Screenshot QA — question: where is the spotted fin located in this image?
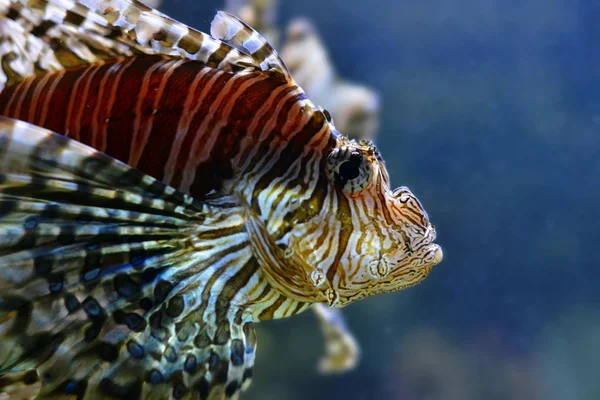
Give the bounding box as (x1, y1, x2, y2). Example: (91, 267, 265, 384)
(0, 117, 257, 399)
(0, 0, 278, 89)
(0, 370, 39, 399)
(312, 304, 360, 374)
(210, 11, 291, 80)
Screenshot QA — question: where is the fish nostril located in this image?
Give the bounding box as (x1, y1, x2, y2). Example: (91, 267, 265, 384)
(392, 186, 408, 198)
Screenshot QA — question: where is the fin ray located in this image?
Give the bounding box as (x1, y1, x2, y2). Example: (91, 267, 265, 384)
(0, 117, 257, 399)
(312, 304, 360, 374)
(211, 11, 291, 79)
(0, 0, 280, 89)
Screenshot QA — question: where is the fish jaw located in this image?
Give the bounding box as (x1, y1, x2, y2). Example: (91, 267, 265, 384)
(331, 186, 443, 306)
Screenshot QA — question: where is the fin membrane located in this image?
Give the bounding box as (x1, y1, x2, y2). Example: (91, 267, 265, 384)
(0, 370, 39, 399)
(0, 117, 256, 399)
(210, 11, 290, 79)
(0, 0, 282, 88)
(312, 304, 360, 374)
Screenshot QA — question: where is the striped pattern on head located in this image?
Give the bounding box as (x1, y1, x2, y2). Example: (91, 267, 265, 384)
(236, 127, 444, 307)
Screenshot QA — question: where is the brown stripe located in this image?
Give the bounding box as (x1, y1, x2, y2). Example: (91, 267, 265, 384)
(89, 61, 122, 150)
(186, 73, 267, 193)
(206, 42, 233, 68)
(161, 65, 219, 186)
(130, 59, 188, 175)
(216, 74, 283, 162)
(214, 258, 259, 321)
(44, 65, 90, 134)
(178, 31, 203, 54)
(179, 72, 251, 191)
(64, 9, 85, 26)
(64, 64, 95, 140)
(258, 295, 286, 320)
(325, 191, 352, 283)
(250, 106, 324, 212)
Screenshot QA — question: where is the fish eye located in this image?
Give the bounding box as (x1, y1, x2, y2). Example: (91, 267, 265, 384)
(326, 148, 373, 194)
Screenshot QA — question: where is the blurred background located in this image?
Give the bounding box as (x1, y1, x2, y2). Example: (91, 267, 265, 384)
(160, 0, 598, 399)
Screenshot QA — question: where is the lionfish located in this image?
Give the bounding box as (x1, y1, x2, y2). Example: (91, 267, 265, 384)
(0, 0, 443, 399)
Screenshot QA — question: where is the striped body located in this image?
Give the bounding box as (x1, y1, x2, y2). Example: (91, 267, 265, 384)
(0, 55, 326, 199)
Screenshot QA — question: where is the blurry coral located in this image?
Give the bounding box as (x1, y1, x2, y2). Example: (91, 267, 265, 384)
(389, 327, 540, 400)
(532, 308, 600, 400)
(225, 0, 279, 45)
(280, 18, 379, 141)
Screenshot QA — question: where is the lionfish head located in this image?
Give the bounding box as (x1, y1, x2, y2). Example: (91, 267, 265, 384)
(269, 134, 444, 307)
(319, 136, 443, 305)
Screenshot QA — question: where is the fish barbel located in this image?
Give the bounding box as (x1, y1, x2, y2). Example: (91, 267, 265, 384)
(0, 0, 443, 398)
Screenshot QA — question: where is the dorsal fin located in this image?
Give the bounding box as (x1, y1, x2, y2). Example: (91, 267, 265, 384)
(211, 10, 291, 80)
(0, 0, 282, 88)
(75, 0, 258, 69)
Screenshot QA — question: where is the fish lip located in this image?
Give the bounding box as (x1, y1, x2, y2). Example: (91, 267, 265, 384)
(429, 243, 443, 266)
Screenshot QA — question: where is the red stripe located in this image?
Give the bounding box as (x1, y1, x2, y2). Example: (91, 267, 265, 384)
(102, 56, 168, 164)
(45, 65, 90, 134)
(127, 59, 171, 167)
(168, 70, 231, 191)
(38, 71, 65, 127)
(74, 63, 114, 146)
(12, 77, 35, 121)
(96, 58, 136, 153)
(28, 73, 52, 125)
(136, 61, 207, 183)
(187, 74, 277, 195)
(180, 72, 263, 192)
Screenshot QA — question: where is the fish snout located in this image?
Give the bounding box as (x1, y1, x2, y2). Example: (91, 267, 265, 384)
(429, 244, 443, 266)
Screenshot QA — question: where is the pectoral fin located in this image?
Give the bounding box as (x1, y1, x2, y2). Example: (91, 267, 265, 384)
(312, 304, 360, 374)
(0, 117, 257, 399)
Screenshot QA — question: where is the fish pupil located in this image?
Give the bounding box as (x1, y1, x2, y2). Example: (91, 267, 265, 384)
(338, 154, 362, 182)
